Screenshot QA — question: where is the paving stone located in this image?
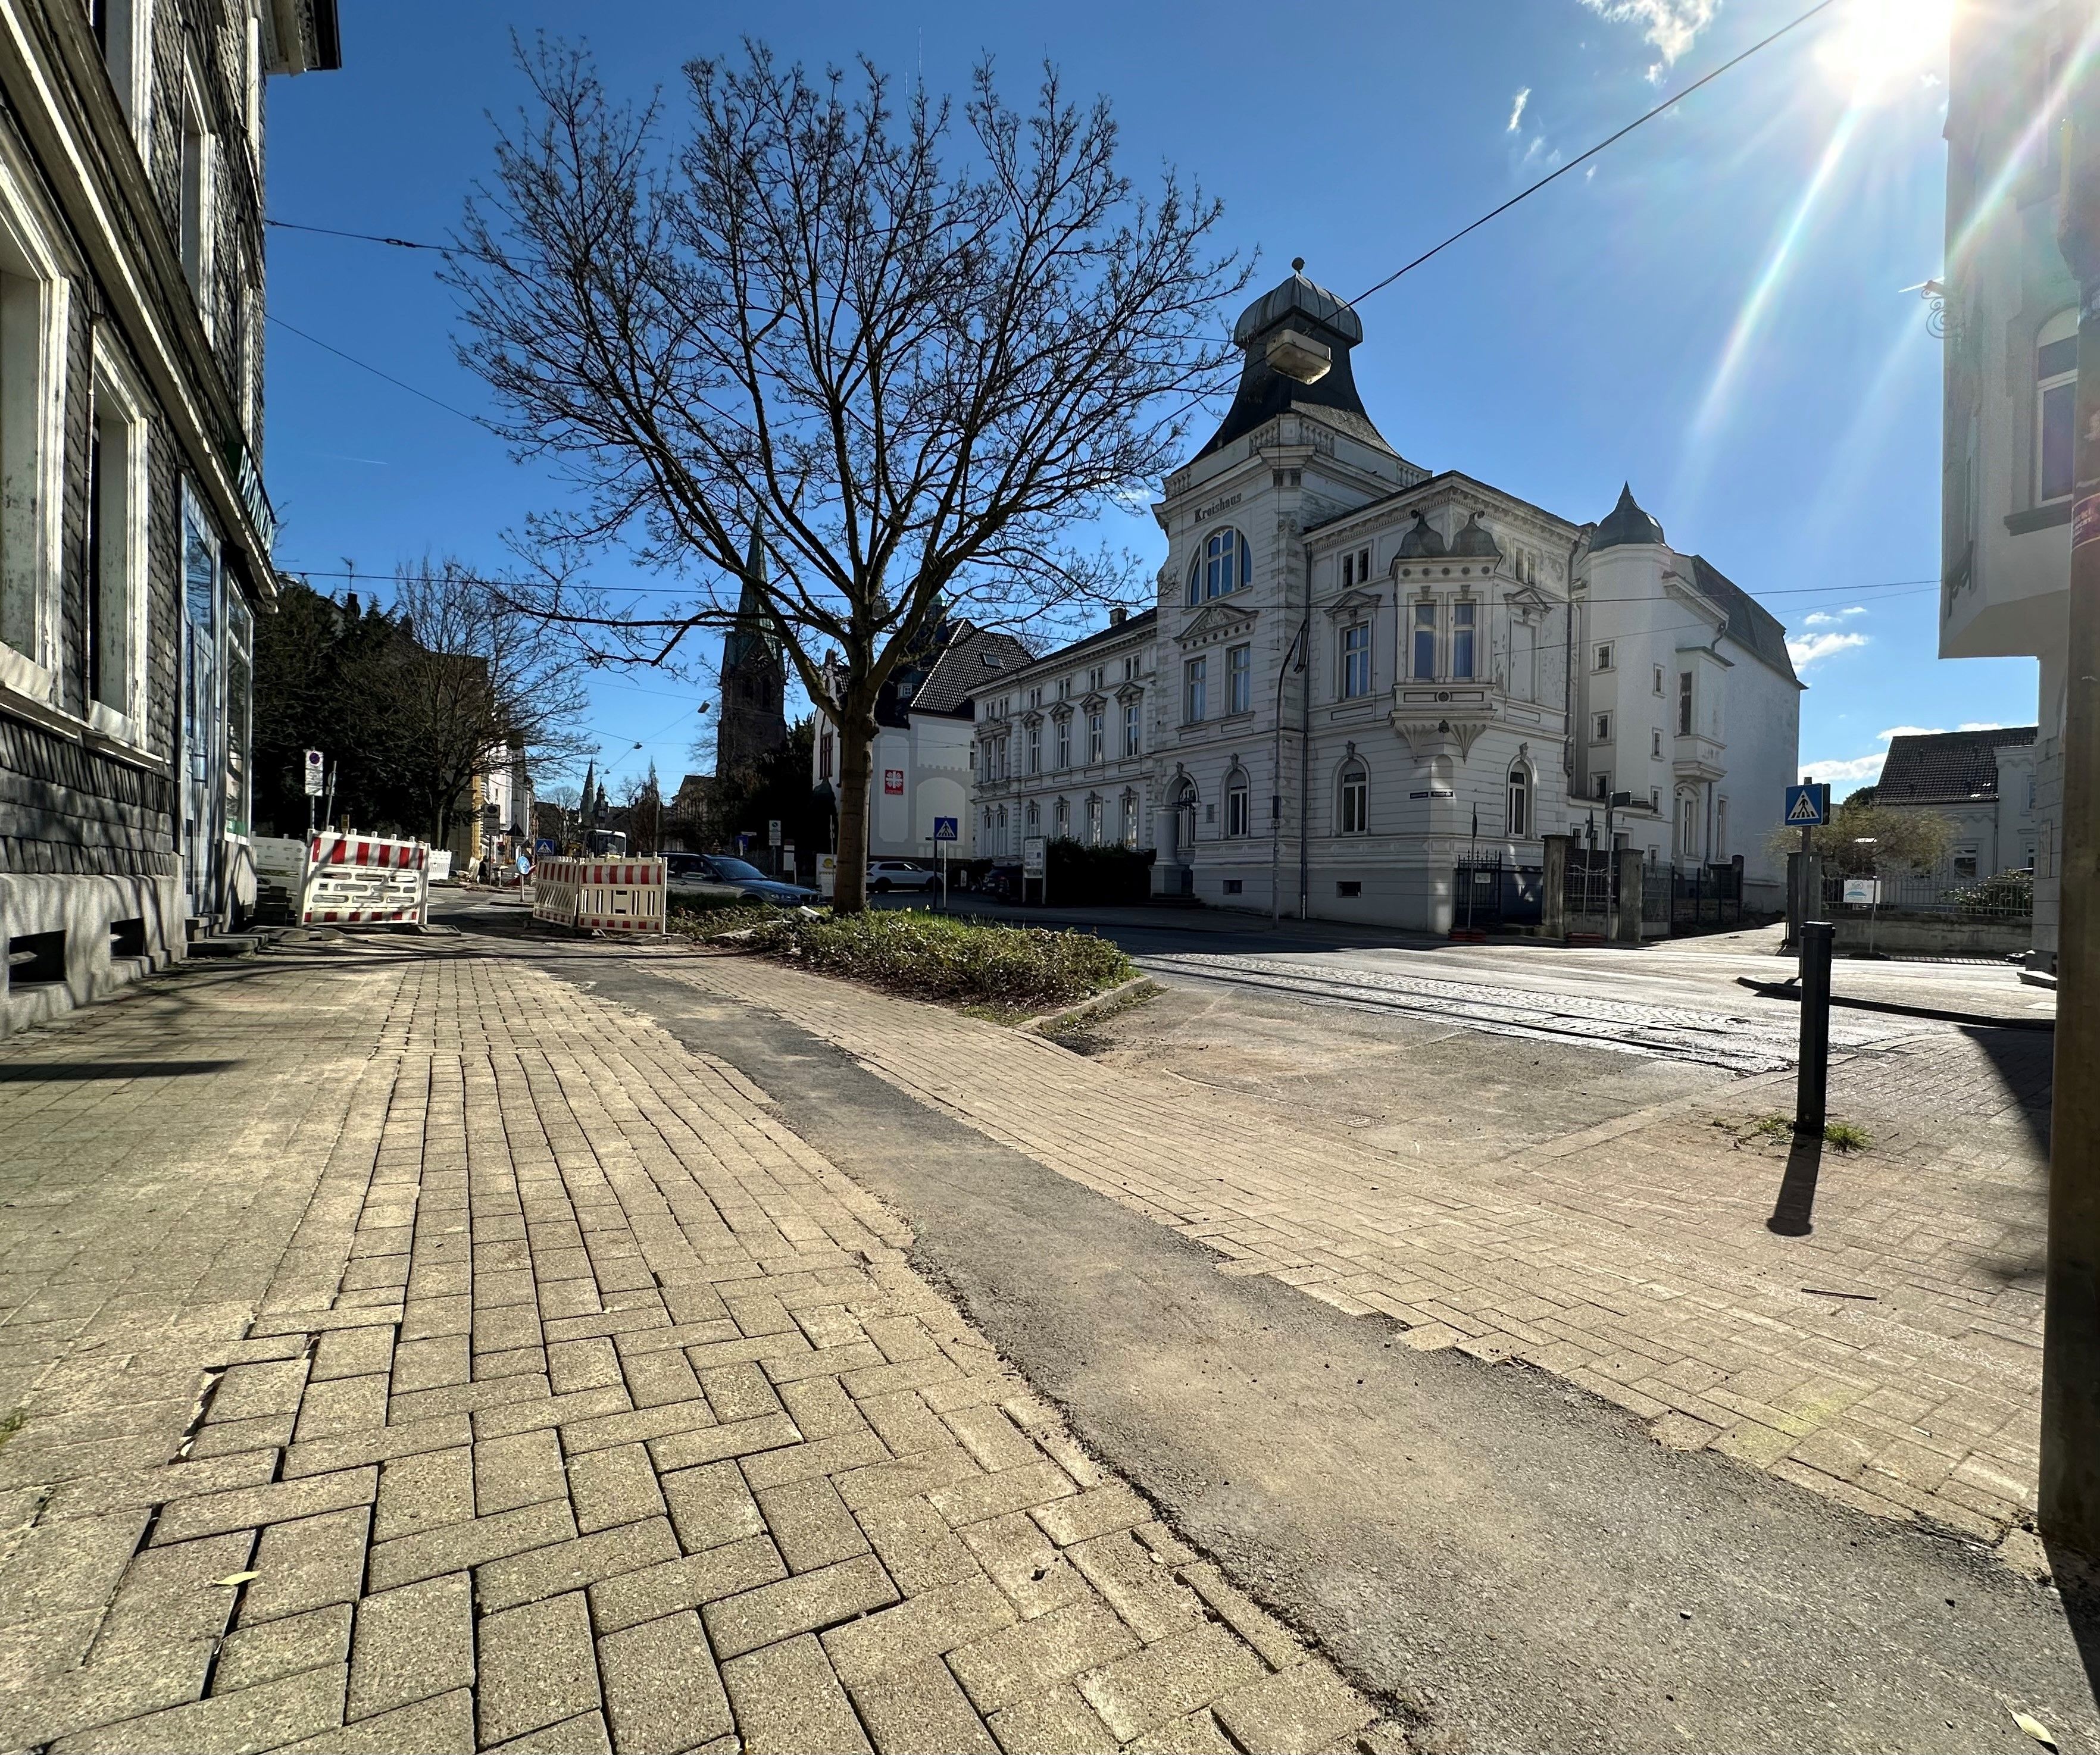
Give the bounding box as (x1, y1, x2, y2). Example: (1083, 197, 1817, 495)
(366, 1498, 576, 1593)
(945, 1404, 1043, 1474)
(89, 1529, 252, 1653)
(1074, 1620, 1267, 1742)
(565, 1442, 665, 1534)
(1032, 1483, 1151, 1547)
(598, 1610, 735, 1751)
(821, 1576, 1018, 1688)
(621, 1347, 703, 1407)
(777, 1374, 868, 1441)
(48, 1659, 347, 1754)
(212, 1601, 353, 1694)
(698, 1361, 784, 1423)
(857, 1390, 960, 1456)
(649, 1411, 803, 1472)
(1210, 1661, 1377, 1754)
(210, 1358, 311, 1422)
(185, 1413, 297, 1461)
(349, 1572, 474, 1722)
(852, 1494, 985, 1599)
(664, 1460, 768, 1554)
(852, 1658, 1001, 1755)
(546, 1338, 623, 1396)
(152, 1468, 376, 1545)
(949, 1598, 1142, 1714)
(240, 1504, 370, 1624)
(1126, 1707, 1237, 1753)
(0, 1637, 217, 1748)
(312, 1327, 396, 1384)
(721, 1632, 873, 1755)
(590, 1533, 789, 1634)
(390, 1334, 470, 1394)
(475, 1428, 567, 1516)
(930, 1459, 1077, 1528)
(1175, 1560, 1307, 1670)
(1065, 1529, 1205, 1643)
(985, 1684, 1121, 1754)
(275, 1685, 476, 1753)
(474, 1515, 680, 1614)
(390, 1373, 551, 1425)
(373, 1446, 474, 1543)
(282, 1415, 472, 1480)
(755, 1474, 871, 1572)
(702, 1551, 901, 1660)
(295, 1375, 388, 1442)
(0, 1510, 149, 1625)
(485, 1708, 612, 1753)
(473, 1387, 632, 1442)
(740, 1428, 890, 1492)
(477, 1590, 600, 1747)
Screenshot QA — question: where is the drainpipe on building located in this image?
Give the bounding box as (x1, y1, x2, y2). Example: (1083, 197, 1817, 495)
(1298, 533, 1313, 921)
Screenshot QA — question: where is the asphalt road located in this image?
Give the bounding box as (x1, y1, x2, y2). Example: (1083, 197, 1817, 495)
(507, 927, 2099, 1755)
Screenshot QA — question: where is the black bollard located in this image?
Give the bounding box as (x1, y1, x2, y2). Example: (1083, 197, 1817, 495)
(1795, 920, 1833, 1138)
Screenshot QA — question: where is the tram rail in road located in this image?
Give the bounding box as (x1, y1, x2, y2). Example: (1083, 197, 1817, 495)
(1136, 950, 1936, 1075)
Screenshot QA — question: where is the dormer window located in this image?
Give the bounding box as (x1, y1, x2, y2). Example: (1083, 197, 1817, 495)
(1340, 545, 1372, 588)
(1187, 527, 1251, 605)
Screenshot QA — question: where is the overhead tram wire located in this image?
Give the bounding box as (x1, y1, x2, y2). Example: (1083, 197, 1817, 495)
(267, 314, 486, 426)
(1342, 0, 1842, 311)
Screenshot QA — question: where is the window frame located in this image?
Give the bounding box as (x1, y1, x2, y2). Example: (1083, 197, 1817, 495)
(1087, 708, 1104, 764)
(1186, 526, 1251, 604)
(1677, 671, 1693, 737)
(1507, 763, 1530, 839)
(1340, 621, 1372, 699)
(1592, 712, 1612, 743)
(84, 337, 150, 742)
(1123, 697, 1142, 758)
(1226, 642, 1252, 714)
(1593, 642, 1613, 672)
(179, 44, 215, 333)
(1183, 655, 1208, 723)
(1227, 779, 1250, 837)
(1338, 759, 1370, 836)
(0, 155, 71, 708)
(1411, 601, 1437, 680)
(2039, 311, 2079, 505)
(1451, 601, 1476, 680)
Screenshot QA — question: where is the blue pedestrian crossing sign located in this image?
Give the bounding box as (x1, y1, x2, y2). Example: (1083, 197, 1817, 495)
(1785, 783, 1830, 827)
(932, 817, 959, 843)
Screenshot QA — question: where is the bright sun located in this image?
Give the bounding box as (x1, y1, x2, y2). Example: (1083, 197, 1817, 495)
(1817, 0, 1957, 102)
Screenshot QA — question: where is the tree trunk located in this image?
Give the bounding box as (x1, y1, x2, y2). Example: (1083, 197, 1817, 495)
(833, 713, 874, 914)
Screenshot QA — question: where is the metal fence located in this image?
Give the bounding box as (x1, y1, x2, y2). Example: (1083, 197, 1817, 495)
(1454, 855, 1545, 930)
(1564, 850, 1614, 937)
(1820, 871, 2032, 921)
(1671, 861, 1743, 932)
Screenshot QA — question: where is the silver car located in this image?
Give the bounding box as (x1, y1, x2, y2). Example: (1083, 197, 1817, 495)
(867, 859, 938, 894)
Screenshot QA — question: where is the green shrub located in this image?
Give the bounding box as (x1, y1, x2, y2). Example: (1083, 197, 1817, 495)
(740, 908, 1134, 1009)
(1948, 868, 2033, 918)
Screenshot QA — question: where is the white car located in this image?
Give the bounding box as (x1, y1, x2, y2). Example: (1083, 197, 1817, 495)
(866, 859, 938, 894)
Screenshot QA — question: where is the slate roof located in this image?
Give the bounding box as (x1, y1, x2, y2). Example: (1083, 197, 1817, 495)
(1196, 268, 1396, 461)
(1591, 483, 1665, 551)
(1878, 726, 2039, 803)
(1689, 555, 1798, 686)
(900, 621, 1036, 719)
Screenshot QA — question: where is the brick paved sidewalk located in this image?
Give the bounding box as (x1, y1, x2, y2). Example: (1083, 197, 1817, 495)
(664, 949, 2047, 1554)
(0, 944, 1389, 1754)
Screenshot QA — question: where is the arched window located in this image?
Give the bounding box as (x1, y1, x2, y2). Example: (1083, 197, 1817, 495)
(1186, 527, 1251, 605)
(1338, 758, 1370, 836)
(1224, 765, 1251, 838)
(1026, 800, 1040, 835)
(1507, 763, 1531, 839)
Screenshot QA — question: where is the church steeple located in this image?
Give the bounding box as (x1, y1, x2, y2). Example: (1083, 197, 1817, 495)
(715, 514, 789, 781)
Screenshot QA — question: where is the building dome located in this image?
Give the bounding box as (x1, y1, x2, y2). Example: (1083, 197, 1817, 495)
(1397, 509, 1446, 558)
(1590, 483, 1665, 551)
(1451, 511, 1501, 558)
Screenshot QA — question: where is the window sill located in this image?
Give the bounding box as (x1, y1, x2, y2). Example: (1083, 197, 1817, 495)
(2007, 501, 2073, 534)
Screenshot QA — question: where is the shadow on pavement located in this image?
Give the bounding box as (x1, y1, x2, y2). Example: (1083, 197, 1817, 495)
(1964, 1023, 2055, 1158)
(0, 1059, 244, 1081)
(1767, 1131, 1824, 1235)
(2046, 1544, 2100, 1708)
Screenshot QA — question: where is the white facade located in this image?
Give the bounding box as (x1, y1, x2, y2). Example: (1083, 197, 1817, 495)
(971, 610, 1157, 860)
(1940, 0, 2086, 962)
(814, 621, 1030, 861)
(962, 269, 1802, 930)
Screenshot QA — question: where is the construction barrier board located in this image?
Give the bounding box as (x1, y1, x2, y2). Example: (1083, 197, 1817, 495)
(302, 834, 430, 925)
(530, 856, 666, 934)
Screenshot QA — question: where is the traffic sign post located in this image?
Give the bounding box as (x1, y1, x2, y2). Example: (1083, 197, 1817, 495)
(933, 817, 958, 909)
(1023, 834, 1046, 909)
(1783, 780, 1830, 957)
(303, 749, 324, 839)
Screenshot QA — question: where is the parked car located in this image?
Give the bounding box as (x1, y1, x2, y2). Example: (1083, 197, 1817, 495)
(866, 859, 938, 894)
(980, 864, 1023, 901)
(664, 852, 818, 908)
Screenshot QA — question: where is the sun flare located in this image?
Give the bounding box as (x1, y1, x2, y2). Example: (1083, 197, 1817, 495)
(1817, 0, 1957, 102)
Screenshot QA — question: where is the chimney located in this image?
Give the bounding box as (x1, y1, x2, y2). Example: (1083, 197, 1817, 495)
(1109, 605, 1127, 627)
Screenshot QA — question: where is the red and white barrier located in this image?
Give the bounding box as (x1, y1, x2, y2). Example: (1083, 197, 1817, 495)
(302, 834, 430, 925)
(530, 857, 665, 934)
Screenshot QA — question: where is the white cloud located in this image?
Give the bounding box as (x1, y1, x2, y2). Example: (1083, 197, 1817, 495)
(1787, 630, 1870, 667)
(1957, 720, 2005, 731)
(1801, 605, 1867, 627)
(1508, 87, 1530, 132)
(1579, 0, 1720, 72)
(1585, 163, 1598, 182)
(1799, 753, 1887, 785)
(1876, 724, 1942, 742)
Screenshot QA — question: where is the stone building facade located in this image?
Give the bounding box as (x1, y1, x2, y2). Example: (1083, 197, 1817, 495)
(971, 267, 1801, 930)
(1939, 0, 2089, 968)
(0, 0, 339, 1034)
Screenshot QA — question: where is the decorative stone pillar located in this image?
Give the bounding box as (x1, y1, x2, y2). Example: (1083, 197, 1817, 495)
(1540, 834, 1570, 940)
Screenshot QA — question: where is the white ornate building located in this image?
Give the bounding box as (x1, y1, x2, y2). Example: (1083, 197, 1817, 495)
(971, 266, 1801, 929)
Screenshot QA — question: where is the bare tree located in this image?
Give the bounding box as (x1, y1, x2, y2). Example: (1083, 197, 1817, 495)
(449, 39, 1243, 910)
(361, 557, 591, 849)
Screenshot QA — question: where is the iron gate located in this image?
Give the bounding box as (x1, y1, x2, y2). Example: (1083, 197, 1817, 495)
(1564, 849, 1614, 937)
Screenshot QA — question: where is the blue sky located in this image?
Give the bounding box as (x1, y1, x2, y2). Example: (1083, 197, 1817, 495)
(261, 0, 2025, 805)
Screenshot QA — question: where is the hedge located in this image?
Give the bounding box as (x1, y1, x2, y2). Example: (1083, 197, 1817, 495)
(733, 908, 1133, 1009)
